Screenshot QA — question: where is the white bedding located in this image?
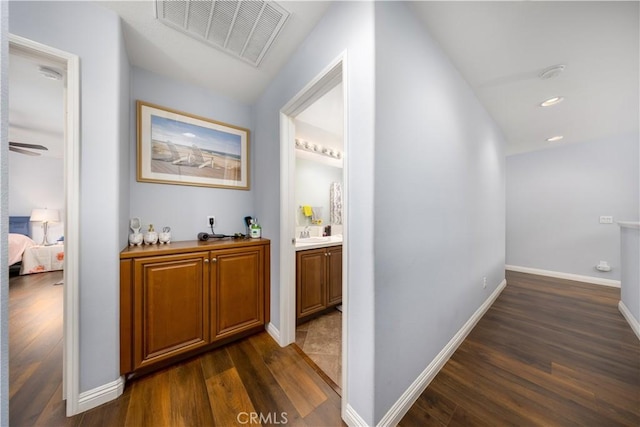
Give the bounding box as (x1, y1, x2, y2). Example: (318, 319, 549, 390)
(8, 233, 36, 266)
(20, 243, 65, 275)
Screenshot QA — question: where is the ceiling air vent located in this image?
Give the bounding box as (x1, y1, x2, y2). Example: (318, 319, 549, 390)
(155, 0, 290, 67)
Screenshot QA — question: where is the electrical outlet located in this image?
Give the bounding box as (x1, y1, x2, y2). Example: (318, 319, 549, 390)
(483, 276, 487, 289)
(207, 216, 216, 228)
(599, 216, 613, 224)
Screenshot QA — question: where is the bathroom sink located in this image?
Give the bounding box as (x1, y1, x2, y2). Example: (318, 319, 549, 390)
(296, 236, 331, 243)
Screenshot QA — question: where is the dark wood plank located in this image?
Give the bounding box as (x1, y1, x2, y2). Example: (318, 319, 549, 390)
(9, 271, 69, 427)
(262, 348, 328, 417)
(124, 358, 214, 427)
(401, 270, 640, 426)
(205, 367, 260, 427)
(10, 272, 342, 427)
(226, 336, 308, 426)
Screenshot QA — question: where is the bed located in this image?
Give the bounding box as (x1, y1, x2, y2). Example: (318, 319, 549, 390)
(9, 216, 64, 275)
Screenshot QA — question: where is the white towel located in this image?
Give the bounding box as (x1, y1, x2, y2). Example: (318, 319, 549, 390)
(330, 182, 342, 225)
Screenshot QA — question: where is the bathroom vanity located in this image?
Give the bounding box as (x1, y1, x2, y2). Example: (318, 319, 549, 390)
(296, 243, 342, 322)
(119, 238, 270, 376)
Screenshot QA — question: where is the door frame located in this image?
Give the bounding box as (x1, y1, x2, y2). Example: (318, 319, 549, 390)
(278, 52, 349, 418)
(9, 34, 81, 416)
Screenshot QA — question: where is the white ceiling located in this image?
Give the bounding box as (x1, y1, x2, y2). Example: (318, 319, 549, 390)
(296, 82, 344, 141)
(411, 1, 639, 155)
(99, 0, 331, 104)
(9, 52, 65, 159)
(9, 1, 639, 159)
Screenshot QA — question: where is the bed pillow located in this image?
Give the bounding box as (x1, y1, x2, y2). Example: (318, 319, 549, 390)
(8, 233, 36, 266)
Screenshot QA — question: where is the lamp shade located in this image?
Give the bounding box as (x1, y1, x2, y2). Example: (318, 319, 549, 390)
(30, 208, 60, 223)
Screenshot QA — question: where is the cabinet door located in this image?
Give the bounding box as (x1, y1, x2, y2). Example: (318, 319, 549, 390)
(133, 252, 209, 370)
(297, 248, 327, 318)
(327, 246, 343, 306)
(211, 247, 264, 340)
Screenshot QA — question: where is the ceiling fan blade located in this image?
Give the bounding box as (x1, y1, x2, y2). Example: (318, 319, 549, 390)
(9, 146, 41, 156)
(9, 141, 48, 150)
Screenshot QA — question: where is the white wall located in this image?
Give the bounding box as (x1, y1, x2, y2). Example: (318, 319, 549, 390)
(294, 157, 342, 226)
(130, 67, 254, 240)
(253, 1, 376, 423)
(9, 1, 130, 392)
(8, 153, 64, 242)
(373, 2, 506, 421)
(506, 135, 640, 281)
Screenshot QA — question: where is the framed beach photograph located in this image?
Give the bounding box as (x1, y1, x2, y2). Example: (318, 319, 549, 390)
(137, 101, 250, 190)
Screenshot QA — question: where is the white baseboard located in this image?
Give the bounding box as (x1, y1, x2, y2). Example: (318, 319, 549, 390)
(377, 279, 507, 427)
(618, 300, 640, 340)
(266, 322, 281, 345)
(344, 403, 370, 427)
(77, 376, 125, 413)
(506, 265, 620, 288)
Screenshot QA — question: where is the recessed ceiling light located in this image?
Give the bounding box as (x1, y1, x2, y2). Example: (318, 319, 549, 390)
(38, 66, 62, 81)
(540, 96, 564, 107)
(539, 64, 566, 80)
(546, 135, 564, 142)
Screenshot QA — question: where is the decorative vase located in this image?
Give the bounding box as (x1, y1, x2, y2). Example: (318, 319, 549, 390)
(130, 217, 141, 233)
(129, 232, 143, 246)
(144, 224, 158, 245)
(158, 226, 171, 244)
(129, 217, 143, 246)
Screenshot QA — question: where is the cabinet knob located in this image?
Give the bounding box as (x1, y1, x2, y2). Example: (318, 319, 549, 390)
(211, 258, 217, 263)
(204, 259, 209, 263)
(328, 252, 332, 256)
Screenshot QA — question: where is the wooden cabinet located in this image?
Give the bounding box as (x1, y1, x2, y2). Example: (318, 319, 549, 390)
(210, 246, 265, 341)
(120, 239, 270, 375)
(327, 245, 342, 306)
(132, 252, 210, 370)
(296, 245, 342, 322)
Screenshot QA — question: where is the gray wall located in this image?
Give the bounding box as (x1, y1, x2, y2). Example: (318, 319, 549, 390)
(8, 151, 64, 217)
(620, 225, 640, 324)
(9, 1, 130, 392)
(1, 1, 9, 423)
(253, 1, 376, 423)
(373, 2, 506, 421)
(118, 28, 131, 250)
(8, 154, 64, 242)
(130, 67, 254, 240)
(506, 135, 640, 281)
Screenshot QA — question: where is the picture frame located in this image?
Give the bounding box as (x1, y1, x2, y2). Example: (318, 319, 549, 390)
(137, 101, 250, 190)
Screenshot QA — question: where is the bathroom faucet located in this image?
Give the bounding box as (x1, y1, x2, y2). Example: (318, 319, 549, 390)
(300, 226, 310, 238)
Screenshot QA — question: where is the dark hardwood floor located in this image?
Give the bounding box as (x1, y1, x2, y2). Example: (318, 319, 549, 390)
(11, 270, 639, 426)
(9, 270, 65, 427)
(401, 271, 640, 426)
(9, 271, 343, 427)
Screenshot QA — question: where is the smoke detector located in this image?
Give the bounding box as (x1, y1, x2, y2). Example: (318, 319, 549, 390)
(539, 64, 566, 80)
(155, 0, 290, 67)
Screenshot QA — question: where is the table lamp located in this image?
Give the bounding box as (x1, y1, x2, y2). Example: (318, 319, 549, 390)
(30, 208, 60, 245)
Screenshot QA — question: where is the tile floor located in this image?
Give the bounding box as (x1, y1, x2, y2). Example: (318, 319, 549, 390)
(295, 309, 342, 388)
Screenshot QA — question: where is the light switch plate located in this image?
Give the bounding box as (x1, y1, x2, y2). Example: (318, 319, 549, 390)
(599, 216, 613, 224)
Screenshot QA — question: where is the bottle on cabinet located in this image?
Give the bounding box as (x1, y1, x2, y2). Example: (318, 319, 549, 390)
(250, 218, 262, 238)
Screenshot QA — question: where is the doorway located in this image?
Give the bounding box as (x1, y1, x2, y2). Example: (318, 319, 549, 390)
(279, 56, 348, 402)
(7, 35, 80, 417)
